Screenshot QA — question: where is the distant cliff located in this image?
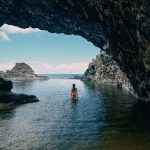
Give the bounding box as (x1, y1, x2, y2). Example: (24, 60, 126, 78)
(0, 63, 49, 80)
(83, 53, 135, 95)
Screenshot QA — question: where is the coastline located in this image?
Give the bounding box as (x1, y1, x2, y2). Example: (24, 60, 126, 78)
(82, 53, 138, 98)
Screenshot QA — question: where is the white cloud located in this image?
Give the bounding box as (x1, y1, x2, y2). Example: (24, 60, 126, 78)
(0, 24, 40, 34)
(0, 24, 41, 41)
(41, 62, 88, 74)
(0, 30, 10, 41)
(29, 61, 88, 74)
(0, 62, 14, 71)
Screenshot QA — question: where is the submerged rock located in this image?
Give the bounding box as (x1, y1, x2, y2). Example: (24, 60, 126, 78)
(0, 92, 39, 111)
(132, 100, 150, 129)
(0, 92, 39, 104)
(0, 93, 39, 111)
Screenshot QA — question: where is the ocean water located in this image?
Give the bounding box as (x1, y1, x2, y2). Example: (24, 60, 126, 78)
(0, 77, 150, 150)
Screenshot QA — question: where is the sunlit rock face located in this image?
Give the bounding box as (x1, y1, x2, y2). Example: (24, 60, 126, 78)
(0, 0, 150, 100)
(83, 53, 134, 95)
(9, 63, 35, 75)
(0, 63, 49, 80)
(5, 63, 37, 80)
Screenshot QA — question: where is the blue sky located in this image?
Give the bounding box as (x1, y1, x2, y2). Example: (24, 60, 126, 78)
(0, 24, 99, 74)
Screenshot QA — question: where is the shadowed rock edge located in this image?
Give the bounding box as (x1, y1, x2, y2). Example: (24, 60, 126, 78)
(0, 78, 39, 110)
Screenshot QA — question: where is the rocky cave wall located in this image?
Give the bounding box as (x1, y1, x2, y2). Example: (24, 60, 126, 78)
(0, 0, 150, 100)
(83, 53, 134, 95)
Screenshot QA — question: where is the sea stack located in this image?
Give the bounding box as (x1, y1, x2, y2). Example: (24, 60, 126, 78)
(7, 63, 35, 77)
(0, 63, 49, 80)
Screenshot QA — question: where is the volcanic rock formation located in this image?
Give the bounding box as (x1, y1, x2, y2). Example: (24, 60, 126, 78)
(9, 63, 35, 75)
(0, 78, 39, 110)
(0, 63, 49, 80)
(6, 63, 36, 79)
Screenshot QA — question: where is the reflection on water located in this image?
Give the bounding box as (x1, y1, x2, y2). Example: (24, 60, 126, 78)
(0, 79, 149, 150)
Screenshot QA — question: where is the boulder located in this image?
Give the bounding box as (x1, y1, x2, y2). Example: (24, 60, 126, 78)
(0, 92, 39, 104)
(0, 78, 13, 92)
(0, 77, 39, 110)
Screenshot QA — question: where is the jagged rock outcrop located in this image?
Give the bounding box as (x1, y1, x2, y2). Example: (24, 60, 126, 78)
(0, 78, 39, 110)
(0, 78, 13, 92)
(8, 63, 35, 75)
(0, 0, 150, 100)
(0, 63, 49, 80)
(6, 63, 36, 79)
(83, 53, 134, 94)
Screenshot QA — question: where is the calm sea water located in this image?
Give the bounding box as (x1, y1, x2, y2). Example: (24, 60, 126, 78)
(0, 78, 150, 150)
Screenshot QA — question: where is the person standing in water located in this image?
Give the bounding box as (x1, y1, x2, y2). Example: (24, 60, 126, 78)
(70, 84, 78, 100)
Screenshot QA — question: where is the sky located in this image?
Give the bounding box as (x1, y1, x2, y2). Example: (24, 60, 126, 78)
(0, 24, 100, 74)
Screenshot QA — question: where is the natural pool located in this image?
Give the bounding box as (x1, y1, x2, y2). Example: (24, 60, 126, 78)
(0, 79, 149, 150)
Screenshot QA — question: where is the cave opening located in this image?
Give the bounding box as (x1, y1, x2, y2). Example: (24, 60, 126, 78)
(0, 24, 100, 75)
(0, 23, 135, 102)
(1, 1, 150, 149)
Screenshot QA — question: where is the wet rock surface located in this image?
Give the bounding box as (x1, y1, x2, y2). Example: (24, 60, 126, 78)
(0, 0, 150, 100)
(132, 100, 150, 129)
(0, 78, 13, 92)
(0, 92, 39, 104)
(0, 78, 39, 110)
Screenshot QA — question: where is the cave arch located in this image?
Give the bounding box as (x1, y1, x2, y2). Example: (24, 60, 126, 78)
(0, 0, 150, 100)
